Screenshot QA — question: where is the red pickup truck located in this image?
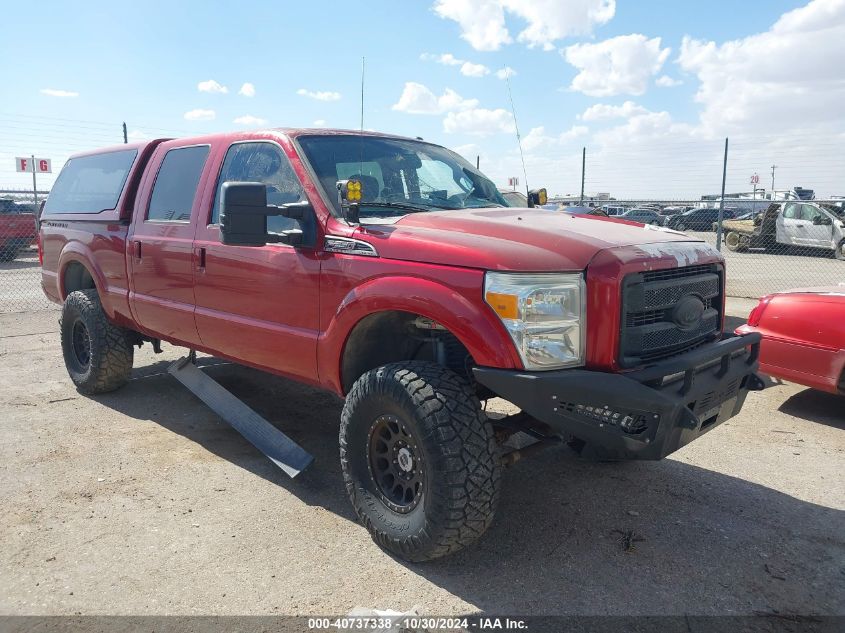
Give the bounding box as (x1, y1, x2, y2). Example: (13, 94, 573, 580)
(0, 198, 37, 261)
(40, 129, 763, 561)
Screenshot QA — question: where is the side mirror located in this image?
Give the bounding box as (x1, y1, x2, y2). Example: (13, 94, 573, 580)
(812, 214, 832, 226)
(220, 182, 307, 247)
(527, 188, 548, 208)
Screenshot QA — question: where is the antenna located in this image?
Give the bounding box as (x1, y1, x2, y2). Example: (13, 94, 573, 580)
(360, 56, 365, 133)
(359, 56, 365, 173)
(505, 69, 529, 196)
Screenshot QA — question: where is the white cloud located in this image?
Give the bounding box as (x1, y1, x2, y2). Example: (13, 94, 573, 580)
(496, 66, 517, 79)
(678, 0, 845, 134)
(233, 115, 267, 126)
(198, 79, 228, 94)
(443, 108, 515, 136)
(40, 88, 78, 97)
(313, 119, 327, 127)
(460, 61, 491, 77)
(420, 52, 464, 66)
(126, 130, 149, 141)
(433, 0, 511, 51)
(522, 125, 588, 151)
(564, 34, 670, 96)
(580, 100, 649, 121)
(297, 88, 341, 101)
(655, 75, 682, 87)
(433, 0, 615, 51)
(392, 82, 479, 114)
(184, 109, 216, 121)
(238, 82, 256, 97)
(503, 0, 616, 50)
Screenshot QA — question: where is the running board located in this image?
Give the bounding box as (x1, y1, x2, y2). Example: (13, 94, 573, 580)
(168, 356, 314, 478)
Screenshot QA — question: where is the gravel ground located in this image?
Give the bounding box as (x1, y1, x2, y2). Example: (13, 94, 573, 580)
(0, 300, 842, 617)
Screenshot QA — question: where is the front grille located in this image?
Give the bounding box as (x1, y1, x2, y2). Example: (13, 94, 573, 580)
(620, 263, 723, 367)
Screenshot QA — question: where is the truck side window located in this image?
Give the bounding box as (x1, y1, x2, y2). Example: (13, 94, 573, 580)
(782, 203, 800, 220)
(211, 142, 305, 232)
(147, 145, 210, 222)
(800, 204, 822, 222)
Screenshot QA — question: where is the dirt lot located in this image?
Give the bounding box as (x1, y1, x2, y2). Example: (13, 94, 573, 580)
(0, 300, 842, 617)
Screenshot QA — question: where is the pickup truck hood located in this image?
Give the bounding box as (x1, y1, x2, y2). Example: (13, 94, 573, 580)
(355, 207, 714, 271)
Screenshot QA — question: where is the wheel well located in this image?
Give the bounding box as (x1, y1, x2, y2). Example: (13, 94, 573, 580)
(62, 262, 97, 298)
(341, 310, 474, 393)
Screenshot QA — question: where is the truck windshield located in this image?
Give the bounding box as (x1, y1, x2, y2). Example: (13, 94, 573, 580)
(297, 134, 506, 222)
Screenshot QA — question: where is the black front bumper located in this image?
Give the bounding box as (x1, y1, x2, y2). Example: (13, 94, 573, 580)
(474, 333, 764, 460)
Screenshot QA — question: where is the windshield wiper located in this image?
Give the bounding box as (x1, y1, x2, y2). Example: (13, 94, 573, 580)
(360, 201, 434, 214)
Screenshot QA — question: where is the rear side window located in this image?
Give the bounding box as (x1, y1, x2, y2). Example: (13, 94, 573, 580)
(42, 149, 137, 214)
(147, 145, 210, 222)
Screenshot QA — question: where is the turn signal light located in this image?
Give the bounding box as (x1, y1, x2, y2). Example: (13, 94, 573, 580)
(485, 291, 518, 319)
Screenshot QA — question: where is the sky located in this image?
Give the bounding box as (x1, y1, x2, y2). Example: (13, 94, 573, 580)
(0, 0, 842, 199)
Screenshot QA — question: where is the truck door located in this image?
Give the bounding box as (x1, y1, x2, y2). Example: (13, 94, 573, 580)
(779, 202, 804, 245)
(192, 140, 321, 382)
(800, 204, 834, 249)
(128, 143, 211, 346)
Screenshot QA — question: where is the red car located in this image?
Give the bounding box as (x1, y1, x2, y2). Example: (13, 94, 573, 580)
(737, 286, 845, 395)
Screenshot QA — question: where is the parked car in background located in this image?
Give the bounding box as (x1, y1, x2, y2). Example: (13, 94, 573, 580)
(500, 189, 527, 207)
(618, 208, 663, 225)
(600, 204, 627, 216)
(724, 202, 845, 260)
(559, 205, 607, 216)
(737, 286, 845, 395)
(712, 211, 758, 232)
(665, 207, 737, 231)
(0, 198, 37, 261)
(662, 205, 693, 216)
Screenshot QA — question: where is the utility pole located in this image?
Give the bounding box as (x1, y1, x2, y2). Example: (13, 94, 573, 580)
(122, 122, 128, 144)
(476, 155, 479, 170)
(30, 154, 38, 212)
(579, 147, 586, 205)
(716, 138, 729, 251)
(770, 164, 777, 194)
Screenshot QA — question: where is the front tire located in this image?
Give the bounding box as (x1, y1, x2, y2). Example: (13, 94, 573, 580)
(340, 362, 501, 562)
(675, 222, 686, 231)
(60, 289, 134, 394)
(835, 239, 845, 261)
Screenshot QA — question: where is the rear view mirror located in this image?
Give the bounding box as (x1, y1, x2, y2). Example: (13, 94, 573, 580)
(527, 188, 548, 207)
(220, 182, 306, 247)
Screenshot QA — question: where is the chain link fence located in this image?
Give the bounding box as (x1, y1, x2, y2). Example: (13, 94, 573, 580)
(0, 189, 52, 313)
(563, 197, 845, 299)
(1, 115, 843, 313)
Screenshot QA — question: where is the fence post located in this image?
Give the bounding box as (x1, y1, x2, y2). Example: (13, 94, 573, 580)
(716, 137, 729, 251)
(579, 147, 586, 205)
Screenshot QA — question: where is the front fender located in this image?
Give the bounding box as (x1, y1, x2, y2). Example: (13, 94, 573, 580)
(317, 274, 521, 395)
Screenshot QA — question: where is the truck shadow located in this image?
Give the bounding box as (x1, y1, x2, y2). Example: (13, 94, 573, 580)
(92, 360, 844, 615)
(778, 388, 844, 429)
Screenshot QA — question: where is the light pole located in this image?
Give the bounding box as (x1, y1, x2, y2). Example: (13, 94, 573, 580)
(770, 164, 777, 195)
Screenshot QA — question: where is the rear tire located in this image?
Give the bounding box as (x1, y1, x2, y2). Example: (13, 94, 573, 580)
(60, 289, 134, 394)
(725, 231, 748, 252)
(340, 361, 500, 562)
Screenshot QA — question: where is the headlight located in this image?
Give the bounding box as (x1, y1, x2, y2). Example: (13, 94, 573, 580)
(484, 272, 585, 371)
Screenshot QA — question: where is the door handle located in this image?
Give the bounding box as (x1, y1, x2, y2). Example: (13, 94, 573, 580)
(795, 224, 804, 228)
(133, 240, 142, 259)
(195, 246, 206, 270)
